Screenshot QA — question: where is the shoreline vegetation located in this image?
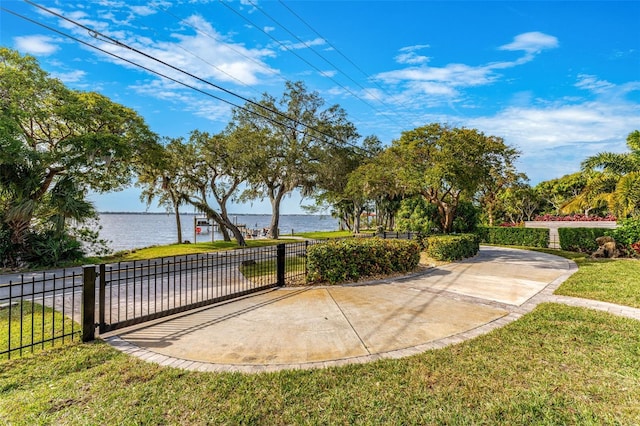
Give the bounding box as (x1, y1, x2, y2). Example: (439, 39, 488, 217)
(1, 244, 639, 424)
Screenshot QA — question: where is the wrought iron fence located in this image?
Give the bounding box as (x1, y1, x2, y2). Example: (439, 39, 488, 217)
(95, 245, 290, 334)
(1, 241, 322, 354)
(0, 269, 82, 360)
(376, 231, 420, 240)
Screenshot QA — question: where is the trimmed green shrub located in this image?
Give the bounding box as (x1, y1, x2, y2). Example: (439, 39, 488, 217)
(306, 238, 420, 285)
(423, 234, 479, 261)
(558, 227, 610, 253)
(477, 226, 549, 247)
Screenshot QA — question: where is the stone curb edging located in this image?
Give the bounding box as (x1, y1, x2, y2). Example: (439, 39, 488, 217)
(103, 254, 640, 374)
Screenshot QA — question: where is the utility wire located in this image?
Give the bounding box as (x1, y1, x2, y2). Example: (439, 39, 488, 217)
(246, 0, 386, 106)
(18, 0, 370, 153)
(2, 7, 371, 156)
(217, 0, 386, 118)
(278, 0, 396, 107)
(150, 2, 285, 86)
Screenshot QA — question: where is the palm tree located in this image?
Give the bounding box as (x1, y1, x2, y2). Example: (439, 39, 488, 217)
(566, 131, 640, 218)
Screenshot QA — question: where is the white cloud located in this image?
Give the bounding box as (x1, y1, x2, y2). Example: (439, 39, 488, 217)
(319, 70, 337, 78)
(465, 96, 639, 183)
(279, 37, 326, 51)
(129, 79, 231, 122)
(129, 5, 157, 16)
(395, 45, 430, 65)
(374, 32, 559, 107)
(14, 35, 60, 55)
(50, 69, 87, 83)
(499, 32, 559, 54)
(85, 13, 279, 87)
(264, 26, 275, 33)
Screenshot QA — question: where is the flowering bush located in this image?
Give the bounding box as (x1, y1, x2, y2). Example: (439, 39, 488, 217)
(534, 214, 617, 222)
(631, 242, 640, 255)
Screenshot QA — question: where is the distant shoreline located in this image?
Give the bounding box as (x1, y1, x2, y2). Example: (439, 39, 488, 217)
(98, 212, 328, 216)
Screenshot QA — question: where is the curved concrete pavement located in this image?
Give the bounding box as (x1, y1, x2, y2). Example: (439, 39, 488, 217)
(103, 246, 587, 373)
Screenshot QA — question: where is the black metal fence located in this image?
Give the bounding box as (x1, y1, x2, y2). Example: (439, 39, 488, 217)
(375, 231, 420, 240)
(0, 269, 83, 360)
(1, 242, 312, 359)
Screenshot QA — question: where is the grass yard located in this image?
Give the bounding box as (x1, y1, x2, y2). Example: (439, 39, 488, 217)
(0, 302, 79, 360)
(1, 246, 639, 424)
(555, 257, 640, 308)
(0, 304, 638, 424)
(94, 239, 295, 263)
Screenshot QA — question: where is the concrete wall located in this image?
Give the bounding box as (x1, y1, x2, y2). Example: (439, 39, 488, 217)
(524, 221, 617, 249)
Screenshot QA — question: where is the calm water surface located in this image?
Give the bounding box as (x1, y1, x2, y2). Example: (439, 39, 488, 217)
(95, 213, 338, 253)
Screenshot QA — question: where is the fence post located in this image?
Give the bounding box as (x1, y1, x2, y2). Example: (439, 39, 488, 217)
(98, 264, 106, 334)
(276, 244, 286, 287)
(82, 265, 96, 342)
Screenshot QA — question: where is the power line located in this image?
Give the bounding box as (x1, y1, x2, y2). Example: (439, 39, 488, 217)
(245, 0, 386, 106)
(17, 0, 371, 154)
(217, 0, 388, 120)
(277, 0, 397, 109)
(1, 6, 370, 156)
(150, 2, 286, 86)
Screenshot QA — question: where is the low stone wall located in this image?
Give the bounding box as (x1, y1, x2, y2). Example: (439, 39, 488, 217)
(524, 221, 617, 249)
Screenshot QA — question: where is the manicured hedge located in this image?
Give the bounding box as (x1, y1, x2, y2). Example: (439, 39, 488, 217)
(558, 227, 611, 253)
(422, 234, 479, 261)
(477, 226, 549, 248)
(306, 238, 420, 285)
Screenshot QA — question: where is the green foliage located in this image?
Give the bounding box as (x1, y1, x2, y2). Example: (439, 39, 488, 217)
(230, 80, 360, 239)
(422, 234, 480, 261)
(557, 227, 610, 253)
(389, 123, 519, 233)
(24, 231, 83, 266)
(0, 47, 159, 267)
(477, 226, 549, 247)
(451, 201, 479, 233)
(396, 196, 439, 233)
(0, 226, 14, 268)
(611, 217, 640, 247)
(307, 238, 420, 284)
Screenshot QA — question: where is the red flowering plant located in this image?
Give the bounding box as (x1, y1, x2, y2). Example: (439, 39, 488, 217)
(533, 214, 617, 222)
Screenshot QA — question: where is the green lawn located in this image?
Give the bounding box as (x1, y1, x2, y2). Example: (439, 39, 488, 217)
(94, 239, 295, 263)
(0, 302, 79, 360)
(2, 246, 640, 424)
(555, 257, 640, 308)
(0, 304, 638, 424)
(293, 230, 355, 239)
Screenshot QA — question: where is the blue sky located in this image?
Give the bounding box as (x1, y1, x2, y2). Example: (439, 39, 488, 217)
(1, 1, 639, 214)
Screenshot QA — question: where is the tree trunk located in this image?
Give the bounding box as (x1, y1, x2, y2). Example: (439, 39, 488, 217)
(174, 204, 182, 244)
(353, 203, 363, 234)
(269, 190, 284, 239)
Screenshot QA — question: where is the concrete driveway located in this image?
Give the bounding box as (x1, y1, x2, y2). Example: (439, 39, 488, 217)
(104, 246, 577, 372)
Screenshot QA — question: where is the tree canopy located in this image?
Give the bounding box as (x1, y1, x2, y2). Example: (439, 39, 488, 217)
(363, 123, 519, 233)
(0, 47, 158, 266)
(228, 81, 360, 238)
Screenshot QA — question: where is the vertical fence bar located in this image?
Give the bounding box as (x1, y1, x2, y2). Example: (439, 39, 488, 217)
(277, 244, 286, 287)
(82, 265, 96, 342)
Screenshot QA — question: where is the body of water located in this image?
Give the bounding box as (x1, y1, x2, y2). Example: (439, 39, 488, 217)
(94, 213, 339, 253)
